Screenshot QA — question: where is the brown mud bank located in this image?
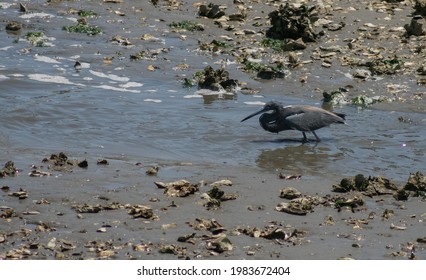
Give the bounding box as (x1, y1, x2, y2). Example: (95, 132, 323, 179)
(0, 154, 425, 260)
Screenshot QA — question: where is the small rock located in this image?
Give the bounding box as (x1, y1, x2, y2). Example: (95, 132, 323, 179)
(78, 160, 88, 168)
(404, 16, 426, 36)
(414, 0, 426, 16)
(6, 21, 22, 32)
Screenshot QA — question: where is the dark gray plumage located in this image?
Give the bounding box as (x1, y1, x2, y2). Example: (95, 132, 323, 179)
(241, 101, 345, 142)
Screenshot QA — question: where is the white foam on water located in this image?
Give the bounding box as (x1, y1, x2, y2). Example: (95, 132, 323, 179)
(93, 85, 140, 93)
(144, 99, 162, 103)
(89, 70, 130, 82)
(183, 94, 203, 99)
(119, 82, 143, 88)
(0, 46, 14, 51)
(244, 101, 265, 106)
(28, 74, 84, 86)
(0, 2, 13, 9)
(20, 12, 55, 19)
(0, 75, 9, 80)
(34, 55, 60, 64)
(66, 17, 78, 23)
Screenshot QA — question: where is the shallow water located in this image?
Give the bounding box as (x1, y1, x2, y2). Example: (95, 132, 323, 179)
(1, 1, 425, 184)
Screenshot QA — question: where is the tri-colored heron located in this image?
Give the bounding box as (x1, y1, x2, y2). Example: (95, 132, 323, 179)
(241, 101, 345, 142)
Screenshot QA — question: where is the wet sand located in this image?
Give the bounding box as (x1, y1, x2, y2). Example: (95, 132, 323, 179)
(1, 1, 426, 259)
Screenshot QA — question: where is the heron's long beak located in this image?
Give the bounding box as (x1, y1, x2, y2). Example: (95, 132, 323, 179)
(241, 107, 267, 122)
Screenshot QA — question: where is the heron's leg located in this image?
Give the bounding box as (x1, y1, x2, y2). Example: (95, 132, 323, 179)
(302, 132, 308, 142)
(312, 131, 321, 142)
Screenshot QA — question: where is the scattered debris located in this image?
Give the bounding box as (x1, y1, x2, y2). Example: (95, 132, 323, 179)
(8, 188, 28, 199)
(127, 204, 158, 220)
(266, 3, 320, 43)
(155, 180, 199, 197)
(198, 3, 225, 19)
(403, 171, 426, 197)
(331, 174, 398, 197)
(169, 20, 204, 32)
(146, 166, 159, 176)
(0, 161, 18, 177)
(195, 65, 239, 92)
(279, 187, 302, 199)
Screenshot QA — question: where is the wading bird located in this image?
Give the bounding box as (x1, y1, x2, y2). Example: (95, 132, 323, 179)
(241, 101, 345, 142)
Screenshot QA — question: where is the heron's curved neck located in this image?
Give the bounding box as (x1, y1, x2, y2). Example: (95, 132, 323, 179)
(259, 112, 280, 133)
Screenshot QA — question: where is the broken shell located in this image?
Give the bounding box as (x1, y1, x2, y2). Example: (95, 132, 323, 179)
(98, 250, 115, 258)
(155, 179, 190, 189)
(158, 244, 186, 256)
(8, 188, 28, 199)
(146, 166, 159, 175)
(324, 215, 335, 226)
(28, 170, 51, 177)
(72, 203, 103, 213)
(261, 228, 297, 240)
(127, 205, 155, 219)
(161, 223, 177, 230)
(275, 202, 308, 215)
(47, 238, 57, 250)
(22, 211, 40, 215)
(279, 187, 302, 199)
(210, 179, 232, 188)
(334, 196, 364, 210)
(177, 233, 196, 243)
(208, 236, 233, 253)
(404, 171, 426, 194)
(133, 243, 152, 252)
(382, 209, 394, 220)
(198, 4, 225, 19)
(390, 223, 407, 230)
(155, 180, 199, 197)
(97, 227, 108, 233)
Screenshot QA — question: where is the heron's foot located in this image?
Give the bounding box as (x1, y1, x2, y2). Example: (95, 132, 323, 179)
(301, 138, 319, 143)
(311, 131, 321, 142)
(301, 132, 321, 143)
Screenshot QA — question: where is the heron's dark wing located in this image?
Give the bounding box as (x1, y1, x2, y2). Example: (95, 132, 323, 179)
(283, 106, 345, 131)
(284, 112, 312, 131)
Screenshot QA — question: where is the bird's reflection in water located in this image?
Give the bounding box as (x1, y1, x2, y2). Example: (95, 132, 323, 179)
(255, 142, 341, 176)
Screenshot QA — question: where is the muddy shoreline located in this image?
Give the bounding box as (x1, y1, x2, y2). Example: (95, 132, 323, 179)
(1, 0, 426, 259)
(1, 151, 425, 260)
